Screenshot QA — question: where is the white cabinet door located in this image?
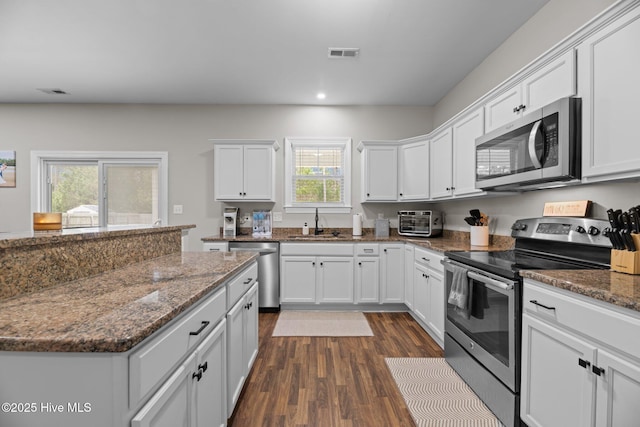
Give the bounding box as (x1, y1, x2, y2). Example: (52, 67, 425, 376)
(484, 85, 522, 132)
(213, 145, 244, 200)
(427, 270, 444, 343)
(579, 8, 640, 182)
(280, 256, 317, 303)
(380, 244, 404, 303)
(522, 49, 576, 115)
(362, 145, 398, 201)
(355, 257, 380, 303)
(226, 298, 245, 417)
(595, 349, 640, 427)
(244, 283, 259, 373)
(193, 321, 226, 427)
(520, 314, 596, 427)
(131, 353, 195, 427)
(485, 50, 576, 133)
(243, 145, 273, 200)
(398, 139, 429, 200)
(429, 128, 453, 199)
(452, 108, 484, 197)
(318, 257, 354, 303)
(403, 245, 414, 310)
(413, 263, 430, 323)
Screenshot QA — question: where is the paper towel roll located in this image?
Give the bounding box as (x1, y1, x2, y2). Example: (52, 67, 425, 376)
(352, 214, 363, 236)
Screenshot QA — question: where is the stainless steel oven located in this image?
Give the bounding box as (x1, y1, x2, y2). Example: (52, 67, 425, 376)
(443, 217, 612, 427)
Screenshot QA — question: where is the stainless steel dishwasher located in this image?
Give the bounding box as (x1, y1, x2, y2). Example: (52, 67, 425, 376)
(228, 241, 280, 311)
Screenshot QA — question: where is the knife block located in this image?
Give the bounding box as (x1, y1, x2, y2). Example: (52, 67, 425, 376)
(610, 234, 640, 274)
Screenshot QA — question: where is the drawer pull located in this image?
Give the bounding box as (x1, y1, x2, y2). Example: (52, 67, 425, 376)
(578, 358, 591, 369)
(243, 278, 253, 284)
(189, 321, 211, 336)
(592, 366, 605, 377)
(198, 362, 208, 373)
(422, 257, 430, 262)
(193, 370, 203, 381)
(529, 300, 556, 311)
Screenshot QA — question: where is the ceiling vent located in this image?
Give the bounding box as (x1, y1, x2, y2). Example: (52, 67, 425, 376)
(37, 88, 68, 95)
(328, 48, 360, 59)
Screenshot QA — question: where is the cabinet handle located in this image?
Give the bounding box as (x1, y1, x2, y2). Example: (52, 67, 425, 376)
(384, 249, 387, 253)
(578, 358, 591, 369)
(592, 366, 605, 377)
(320, 262, 324, 267)
(198, 362, 208, 373)
(367, 193, 370, 197)
(529, 300, 556, 311)
(243, 278, 252, 284)
(312, 261, 315, 266)
(446, 187, 450, 191)
(243, 192, 247, 196)
(189, 320, 211, 336)
(358, 262, 362, 266)
(239, 192, 243, 196)
(193, 370, 203, 381)
(399, 193, 403, 196)
(422, 257, 430, 262)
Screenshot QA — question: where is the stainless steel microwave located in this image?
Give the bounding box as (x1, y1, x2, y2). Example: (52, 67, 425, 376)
(397, 210, 442, 237)
(475, 97, 581, 191)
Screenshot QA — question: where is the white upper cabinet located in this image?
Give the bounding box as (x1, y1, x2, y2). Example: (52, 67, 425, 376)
(452, 107, 485, 197)
(429, 128, 453, 199)
(485, 49, 576, 132)
(360, 142, 399, 201)
(398, 138, 429, 200)
(579, 4, 640, 182)
(213, 140, 277, 201)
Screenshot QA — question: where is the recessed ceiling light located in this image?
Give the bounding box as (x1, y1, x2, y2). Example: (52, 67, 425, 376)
(37, 88, 69, 95)
(317, 92, 326, 100)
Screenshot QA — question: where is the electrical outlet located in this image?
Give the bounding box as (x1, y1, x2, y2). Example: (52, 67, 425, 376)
(273, 211, 283, 222)
(173, 205, 183, 214)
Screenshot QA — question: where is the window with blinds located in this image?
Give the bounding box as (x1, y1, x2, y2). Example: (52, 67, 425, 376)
(284, 138, 351, 212)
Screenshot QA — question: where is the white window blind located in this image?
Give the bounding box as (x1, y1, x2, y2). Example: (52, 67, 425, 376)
(284, 138, 351, 212)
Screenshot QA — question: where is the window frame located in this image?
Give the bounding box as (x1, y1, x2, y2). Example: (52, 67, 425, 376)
(284, 137, 352, 214)
(31, 151, 169, 228)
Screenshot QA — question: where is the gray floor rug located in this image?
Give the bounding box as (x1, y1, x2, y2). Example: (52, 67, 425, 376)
(272, 311, 374, 337)
(386, 357, 502, 427)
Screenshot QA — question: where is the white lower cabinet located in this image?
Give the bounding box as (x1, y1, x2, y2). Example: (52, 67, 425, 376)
(521, 279, 640, 427)
(380, 244, 404, 303)
(355, 256, 380, 303)
(132, 320, 227, 427)
(227, 282, 259, 417)
(280, 243, 355, 305)
(411, 246, 444, 346)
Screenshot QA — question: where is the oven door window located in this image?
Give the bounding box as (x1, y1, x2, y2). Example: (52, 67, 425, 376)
(447, 279, 510, 366)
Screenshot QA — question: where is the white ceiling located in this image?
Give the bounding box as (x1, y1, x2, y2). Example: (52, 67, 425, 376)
(0, 0, 549, 106)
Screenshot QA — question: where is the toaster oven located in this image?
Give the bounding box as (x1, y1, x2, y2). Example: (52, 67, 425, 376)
(397, 210, 442, 237)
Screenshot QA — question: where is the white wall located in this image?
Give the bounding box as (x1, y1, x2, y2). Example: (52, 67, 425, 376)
(0, 104, 432, 249)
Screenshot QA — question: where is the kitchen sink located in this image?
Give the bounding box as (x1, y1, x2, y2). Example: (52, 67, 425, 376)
(286, 234, 348, 240)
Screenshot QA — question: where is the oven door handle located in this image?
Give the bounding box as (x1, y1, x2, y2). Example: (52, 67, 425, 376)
(467, 271, 514, 292)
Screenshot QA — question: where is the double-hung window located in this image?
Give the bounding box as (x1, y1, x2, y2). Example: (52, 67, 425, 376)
(31, 151, 168, 228)
(284, 137, 351, 213)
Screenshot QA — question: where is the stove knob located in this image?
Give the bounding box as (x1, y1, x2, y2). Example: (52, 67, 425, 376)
(511, 222, 527, 231)
(587, 226, 600, 236)
(575, 226, 586, 234)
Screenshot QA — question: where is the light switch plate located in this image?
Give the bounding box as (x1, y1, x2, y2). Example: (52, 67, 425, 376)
(173, 205, 183, 214)
(272, 211, 283, 222)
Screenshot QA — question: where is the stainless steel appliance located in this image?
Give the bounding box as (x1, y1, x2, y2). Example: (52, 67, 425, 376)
(475, 97, 581, 191)
(443, 217, 611, 427)
(223, 207, 239, 238)
(229, 241, 280, 311)
(397, 210, 442, 237)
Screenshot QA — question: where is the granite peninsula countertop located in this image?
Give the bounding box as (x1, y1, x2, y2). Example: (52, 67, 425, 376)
(520, 270, 640, 313)
(0, 251, 257, 353)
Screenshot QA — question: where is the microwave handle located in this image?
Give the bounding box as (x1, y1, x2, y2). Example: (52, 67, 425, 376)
(528, 119, 543, 169)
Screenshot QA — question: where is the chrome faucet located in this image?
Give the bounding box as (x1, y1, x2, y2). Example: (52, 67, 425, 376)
(314, 208, 324, 235)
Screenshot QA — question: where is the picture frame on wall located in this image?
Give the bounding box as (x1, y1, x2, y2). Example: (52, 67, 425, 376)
(0, 151, 16, 188)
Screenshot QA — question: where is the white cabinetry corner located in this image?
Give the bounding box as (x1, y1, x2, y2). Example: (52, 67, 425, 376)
(579, 4, 640, 183)
(484, 49, 576, 133)
(521, 279, 640, 427)
(212, 140, 278, 201)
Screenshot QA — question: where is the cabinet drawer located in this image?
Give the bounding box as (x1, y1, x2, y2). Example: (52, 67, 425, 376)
(280, 243, 354, 256)
(203, 242, 228, 252)
(129, 286, 227, 407)
(227, 263, 258, 308)
(523, 280, 640, 360)
(355, 243, 379, 256)
(414, 246, 444, 272)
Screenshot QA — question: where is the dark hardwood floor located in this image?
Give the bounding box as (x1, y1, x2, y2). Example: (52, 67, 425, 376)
(229, 311, 444, 427)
